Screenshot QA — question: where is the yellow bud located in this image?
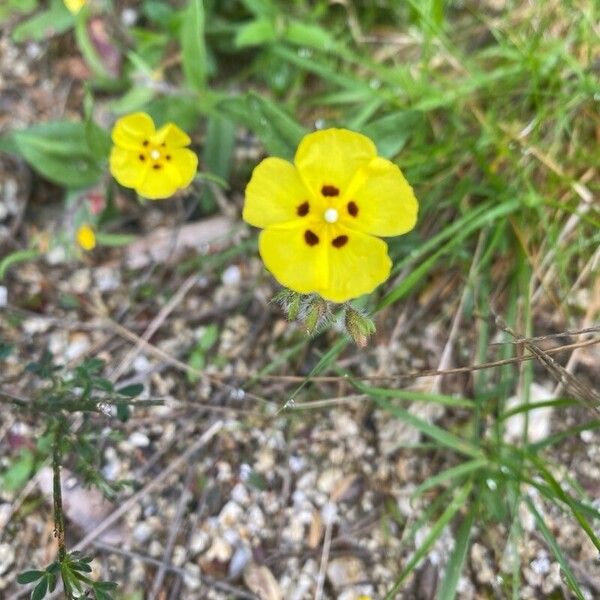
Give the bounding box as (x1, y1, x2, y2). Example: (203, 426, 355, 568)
(76, 225, 96, 251)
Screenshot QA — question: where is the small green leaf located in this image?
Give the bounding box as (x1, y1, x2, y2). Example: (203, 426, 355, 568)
(284, 21, 337, 51)
(12, 0, 73, 43)
(31, 577, 48, 600)
(117, 384, 144, 398)
(180, 0, 207, 91)
(94, 232, 137, 247)
(0, 342, 14, 360)
(116, 403, 130, 422)
(9, 122, 103, 189)
(16, 570, 44, 584)
(235, 18, 277, 47)
(200, 114, 236, 211)
(1, 450, 35, 491)
(0, 248, 41, 281)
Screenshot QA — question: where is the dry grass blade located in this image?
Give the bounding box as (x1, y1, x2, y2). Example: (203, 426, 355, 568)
(493, 314, 600, 415)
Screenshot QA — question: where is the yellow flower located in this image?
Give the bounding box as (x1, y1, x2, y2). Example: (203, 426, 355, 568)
(64, 0, 87, 14)
(243, 128, 418, 303)
(76, 224, 96, 251)
(109, 112, 198, 200)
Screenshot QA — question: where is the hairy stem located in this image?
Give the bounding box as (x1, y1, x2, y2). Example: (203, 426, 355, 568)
(52, 418, 73, 598)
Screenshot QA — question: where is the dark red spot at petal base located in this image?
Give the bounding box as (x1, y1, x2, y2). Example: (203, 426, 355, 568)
(142, 140, 149, 147)
(166, 155, 172, 161)
(304, 230, 319, 246)
(296, 201, 310, 216)
(152, 164, 161, 170)
(139, 154, 145, 161)
(332, 235, 348, 248)
(321, 185, 340, 197)
(347, 201, 359, 217)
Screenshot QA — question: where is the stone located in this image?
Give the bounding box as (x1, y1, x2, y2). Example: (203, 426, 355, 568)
(326, 556, 367, 589)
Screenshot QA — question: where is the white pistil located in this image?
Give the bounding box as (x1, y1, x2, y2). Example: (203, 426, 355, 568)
(150, 149, 161, 160)
(324, 208, 339, 223)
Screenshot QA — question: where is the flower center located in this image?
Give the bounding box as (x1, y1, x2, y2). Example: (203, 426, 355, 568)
(150, 149, 161, 160)
(323, 208, 339, 223)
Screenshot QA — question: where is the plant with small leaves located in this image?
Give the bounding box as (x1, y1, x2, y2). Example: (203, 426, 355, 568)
(1, 351, 155, 599)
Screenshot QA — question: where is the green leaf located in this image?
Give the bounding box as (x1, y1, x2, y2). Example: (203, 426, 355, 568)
(74, 13, 114, 82)
(109, 86, 156, 115)
(0, 0, 37, 24)
(1, 450, 35, 491)
(361, 111, 424, 159)
(437, 506, 476, 600)
(16, 570, 44, 584)
(187, 325, 219, 384)
(0, 249, 41, 281)
(9, 122, 103, 189)
(84, 91, 111, 162)
(217, 92, 307, 159)
(241, 0, 277, 18)
(31, 577, 48, 600)
(117, 384, 144, 398)
(200, 114, 236, 210)
(284, 21, 337, 51)
(0, 342, 14, 360)
(181, 0, 207, 91)
(235, 18, 277, 47)
(12, 0, 73, 43)
(94, 232, 137, 247)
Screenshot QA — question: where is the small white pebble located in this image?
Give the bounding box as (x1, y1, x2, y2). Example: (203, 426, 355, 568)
(221, 264, 241, 287)
(121, 8, 138, 27)
(129, 432, 150, 448)
(321, 502, 337, 525)
(133, 355, 152, 373)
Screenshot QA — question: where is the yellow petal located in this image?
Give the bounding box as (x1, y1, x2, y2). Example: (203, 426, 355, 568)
(244, 157, 317, 228)
(76, 224, 96, 251)
(166, 148, 198, 188)
(111, 112, 156, 150)
(319, 227, 391, 303)
(109, 146, 147, 189)
(259, 225, 328, 294)
(342, 157, 418, 237)
(295, 128, 376, 199)
(64, 0, 86, 14)
(155, 123, 192, 148)
(136, 165, 182, 200)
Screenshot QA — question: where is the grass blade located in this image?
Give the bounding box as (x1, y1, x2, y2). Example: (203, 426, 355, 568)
(437, 504, 476, 600)
(385, 482, 472, 598)
(525, 496, 586, 600)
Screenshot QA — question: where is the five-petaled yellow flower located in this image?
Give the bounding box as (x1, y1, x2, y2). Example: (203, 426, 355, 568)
(109, 112, 198, 200)
(76, 224, 96, 251)
(64, 0, 87, 14)
(243, 128, 418, 303)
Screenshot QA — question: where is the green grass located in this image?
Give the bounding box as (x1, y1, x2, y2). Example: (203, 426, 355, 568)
(2, 0, 599, 598)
